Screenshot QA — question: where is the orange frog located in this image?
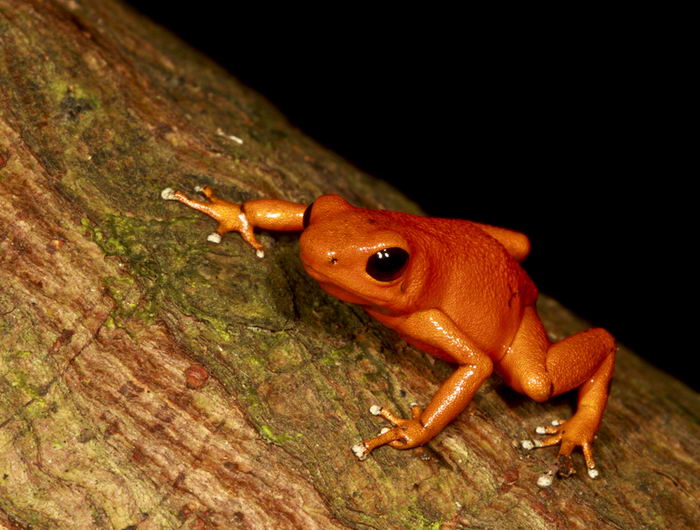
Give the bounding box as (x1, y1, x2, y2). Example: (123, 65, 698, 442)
(162, 186, 615, 481)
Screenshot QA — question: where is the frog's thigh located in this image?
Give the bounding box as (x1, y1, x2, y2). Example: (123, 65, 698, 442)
(545, 327, 615, 397)
(496, 306, 552, 402)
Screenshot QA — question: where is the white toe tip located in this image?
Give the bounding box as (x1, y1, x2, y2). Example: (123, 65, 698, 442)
(161, 187, 176, 200)
(369, 405, 382, 416)
(351, 443, 367, 461)
(194, 185, 204, 192)
(537, 472, 554, 488)
(409, 402, 419, 407)
(521, 440, 535, 450)
(551, 419, 562, 426)
(207, 233, 222, 244)
(588, 468, 599, 479)
(535, 426, 547, 435)
(379, 427, 390, 434)
(256, 249, 265, 258)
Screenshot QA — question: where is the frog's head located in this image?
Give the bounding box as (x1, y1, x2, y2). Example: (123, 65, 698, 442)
(299, 195, 419, 311)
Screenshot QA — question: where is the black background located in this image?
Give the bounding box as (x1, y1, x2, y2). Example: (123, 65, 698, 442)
(124, 3, 690, 390)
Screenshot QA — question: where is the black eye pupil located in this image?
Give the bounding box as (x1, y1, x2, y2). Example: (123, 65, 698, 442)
(302, 202, 314, 229)
(366, 247, 409, 282)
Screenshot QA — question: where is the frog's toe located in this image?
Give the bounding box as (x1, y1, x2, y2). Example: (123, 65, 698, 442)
(582, 442, 598, 478)
(522, 415, 601, 480)
(206, 232, 222, 244)
(368, 404, 403, 425)
(351, 443, 368, 461)
(535, 418, 566, 435)
(353, 403, 430, 460)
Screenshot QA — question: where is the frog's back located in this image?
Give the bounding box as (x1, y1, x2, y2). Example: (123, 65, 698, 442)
(385, 212, 537, 359)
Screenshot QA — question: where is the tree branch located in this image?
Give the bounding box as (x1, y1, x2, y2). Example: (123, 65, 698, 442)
(0, 1, 698, 528)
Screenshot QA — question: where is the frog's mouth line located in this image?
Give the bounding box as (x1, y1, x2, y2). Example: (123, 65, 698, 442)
(303, 263, 392, 307)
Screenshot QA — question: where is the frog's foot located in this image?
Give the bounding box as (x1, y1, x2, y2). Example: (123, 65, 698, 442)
(520, 414, 600, 480)
(160, 186, 264, 256)
(352, 403, 429, 461)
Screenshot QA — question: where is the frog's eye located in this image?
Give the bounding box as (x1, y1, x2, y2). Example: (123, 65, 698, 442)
(302, 202, 314, 229)
(366, 247, 409, 282)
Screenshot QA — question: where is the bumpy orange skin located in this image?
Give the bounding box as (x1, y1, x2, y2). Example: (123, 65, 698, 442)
(163, 188, 616, 478)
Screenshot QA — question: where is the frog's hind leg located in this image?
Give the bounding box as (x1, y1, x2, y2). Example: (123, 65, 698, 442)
(538, 329, 615, 479)
(498, 306, 616, 479)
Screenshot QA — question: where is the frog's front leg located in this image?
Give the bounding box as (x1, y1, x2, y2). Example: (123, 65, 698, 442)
(161, 185, 306, 256)
(352, 309, 493, 460)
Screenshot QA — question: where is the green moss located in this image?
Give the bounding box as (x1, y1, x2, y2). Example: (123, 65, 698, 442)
(80, 215, 179, 327)
(391, 503, 444, 530)
(81, 209, 294, 343)
(335, 488, 445, 530)
(2, 350, 32, 362)
(80, 215, 148, 263)
(199, 316, 234, 344)
(57, 79, 99, 106)
(24, 398, 50, 420)
(259, 424, 302, 445)
(319, 347, 346, 366)
(2, 507, 51, 530)
(7, 371, 42, 399)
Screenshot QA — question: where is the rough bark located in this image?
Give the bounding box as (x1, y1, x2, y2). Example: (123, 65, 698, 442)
(0, 1, 698, 528)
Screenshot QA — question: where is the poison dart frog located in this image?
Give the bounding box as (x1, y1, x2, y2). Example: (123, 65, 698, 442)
(161, 186, 615, 481)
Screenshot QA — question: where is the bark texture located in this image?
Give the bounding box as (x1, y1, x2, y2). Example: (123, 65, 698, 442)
(1, 1, 698, 528)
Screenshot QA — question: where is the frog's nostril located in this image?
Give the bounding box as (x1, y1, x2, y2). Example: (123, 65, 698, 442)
(329, 257, 338, 265)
